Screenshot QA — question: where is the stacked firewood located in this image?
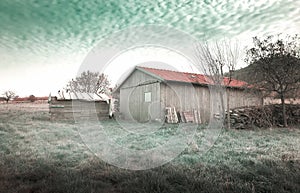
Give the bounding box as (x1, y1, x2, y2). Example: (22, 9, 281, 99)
(225, 104, 300, 129)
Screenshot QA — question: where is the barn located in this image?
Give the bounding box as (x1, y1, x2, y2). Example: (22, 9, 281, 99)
(117, 66, 263, 123)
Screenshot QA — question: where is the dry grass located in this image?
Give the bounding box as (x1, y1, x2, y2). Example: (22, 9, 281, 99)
(0, 103, 299, 193)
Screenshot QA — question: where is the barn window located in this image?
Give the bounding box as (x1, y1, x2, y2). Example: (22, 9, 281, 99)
(144, 92, 151, 102)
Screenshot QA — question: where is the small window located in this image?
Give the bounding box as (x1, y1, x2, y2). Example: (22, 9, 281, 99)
(144, 92, 151, 102)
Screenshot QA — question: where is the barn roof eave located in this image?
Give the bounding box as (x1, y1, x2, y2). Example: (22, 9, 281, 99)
(162, 80, 209, 87)
(135, 66, 165, 82)
(164, 80, 258, 90)
(112, 66, 165, 93)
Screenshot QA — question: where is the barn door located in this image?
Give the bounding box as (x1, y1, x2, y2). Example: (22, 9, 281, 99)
(128, 83, 161, 123)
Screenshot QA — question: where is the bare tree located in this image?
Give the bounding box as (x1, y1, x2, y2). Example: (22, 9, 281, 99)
(66, 71, 111, 97)
(194, 39, 240, 129)
(2, 91, 16, 103)
(246, 34, 300, 127)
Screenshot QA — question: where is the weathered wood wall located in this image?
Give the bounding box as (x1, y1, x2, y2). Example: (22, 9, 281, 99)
(119, 69, 263, 123)
(161, 82, 211, 123)
(120, 70, 159, 88)
(120, 82, 162, 122)
(161, 82, 263, 123)
(49, 98, 109, 121)
(119, 70, 163, 122)
(226, 88, 263, 108)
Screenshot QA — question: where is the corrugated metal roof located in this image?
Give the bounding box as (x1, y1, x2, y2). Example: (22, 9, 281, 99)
(138, 67, 249, 88)
(58, 92, 110, 102)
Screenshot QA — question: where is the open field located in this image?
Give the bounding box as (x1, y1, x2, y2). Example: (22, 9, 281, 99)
(0, 103, 299, 193)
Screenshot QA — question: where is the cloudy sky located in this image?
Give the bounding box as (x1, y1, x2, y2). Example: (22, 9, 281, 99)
(0, 0, 299, 97)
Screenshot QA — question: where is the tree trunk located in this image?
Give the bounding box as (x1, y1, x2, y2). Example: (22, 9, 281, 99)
(226, 89, 231, 129)
(280, 93, 288, 127)
(218, 89, 225, 128)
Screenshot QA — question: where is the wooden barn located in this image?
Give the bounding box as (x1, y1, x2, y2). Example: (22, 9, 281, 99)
(117, 66, 263, 123)
(49, 92, 111, 121)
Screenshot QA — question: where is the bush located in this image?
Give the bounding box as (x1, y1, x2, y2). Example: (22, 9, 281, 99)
(29, 95, 36, 102)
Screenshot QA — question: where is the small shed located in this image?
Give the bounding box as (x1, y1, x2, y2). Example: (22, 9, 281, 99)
(117, 66, 263, 123)
(49, 92, 111, 121)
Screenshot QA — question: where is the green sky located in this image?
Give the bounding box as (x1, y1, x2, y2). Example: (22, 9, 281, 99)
(0, 0, 299, 96)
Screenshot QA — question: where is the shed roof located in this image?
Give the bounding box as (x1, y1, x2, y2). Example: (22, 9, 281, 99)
(56, 92, 110, 102)
(137, 66, 249, 88)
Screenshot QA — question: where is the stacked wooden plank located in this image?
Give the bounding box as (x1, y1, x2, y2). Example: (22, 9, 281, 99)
(181, 110, 201, 124)
(165, 107, 178, 123)
(165, 107, 201, 124)
(182, 111, 193, 123)
(193, 109, 201, 124)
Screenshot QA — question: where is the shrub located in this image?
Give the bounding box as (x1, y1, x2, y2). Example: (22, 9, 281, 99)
(29, 95, 36, 102)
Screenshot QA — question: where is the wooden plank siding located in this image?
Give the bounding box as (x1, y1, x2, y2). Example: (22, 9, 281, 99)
(119, 69, 163, 122)
(120, 82, 162, 122)
(161, 82, 211, 123)
(49, 99, 109, 121)
(160, 83, 263, 123)
(120, 70, 161, 89)
(118, 68, 263, 123)
(226, 88, 263, 108)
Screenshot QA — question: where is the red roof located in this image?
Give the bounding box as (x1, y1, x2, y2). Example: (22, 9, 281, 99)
(139, 67, 249, 88)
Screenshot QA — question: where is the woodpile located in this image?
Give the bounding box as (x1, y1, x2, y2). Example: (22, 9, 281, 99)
(225, 104, 300, 129)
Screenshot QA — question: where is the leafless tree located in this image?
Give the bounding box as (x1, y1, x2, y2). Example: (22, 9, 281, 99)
(2, 91, 16, 103)
(194, 39, 240, 129)
(66, 71, 111, 97)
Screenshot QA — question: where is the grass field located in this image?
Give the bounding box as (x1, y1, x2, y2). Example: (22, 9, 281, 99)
(0, 103, 299, 193)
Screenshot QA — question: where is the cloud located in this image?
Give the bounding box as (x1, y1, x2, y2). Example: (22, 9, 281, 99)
(0, 0, 299, 95)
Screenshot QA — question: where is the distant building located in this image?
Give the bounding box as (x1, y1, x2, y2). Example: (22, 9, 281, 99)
(116, 66, 263, 123)
(0, 97, 6, 103)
